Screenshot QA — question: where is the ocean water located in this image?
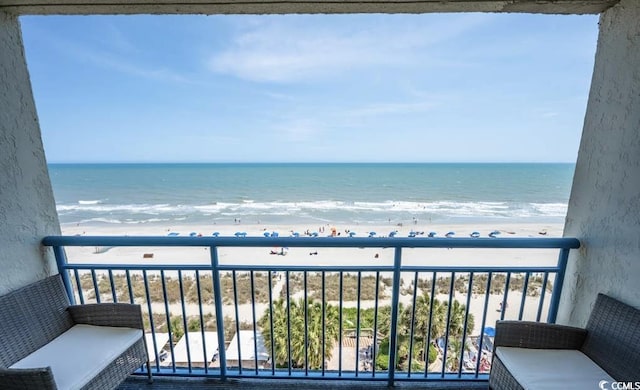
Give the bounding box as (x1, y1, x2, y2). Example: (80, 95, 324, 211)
(48, 163, 574, 226)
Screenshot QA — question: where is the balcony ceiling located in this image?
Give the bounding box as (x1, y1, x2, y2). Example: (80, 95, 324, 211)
(0, 0, 620, 15)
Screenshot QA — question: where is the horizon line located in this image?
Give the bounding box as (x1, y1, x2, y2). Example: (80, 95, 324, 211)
(46, 161, 577, 165)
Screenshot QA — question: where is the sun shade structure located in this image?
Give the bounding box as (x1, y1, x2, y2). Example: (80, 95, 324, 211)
(163, 331, 220, 368)
(225, 330, 270, 369)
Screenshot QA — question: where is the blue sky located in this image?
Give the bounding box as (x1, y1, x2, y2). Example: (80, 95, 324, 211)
(20, 13, 598, 163)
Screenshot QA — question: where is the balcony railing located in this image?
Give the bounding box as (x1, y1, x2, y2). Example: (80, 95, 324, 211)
(43, 235, 579, 385)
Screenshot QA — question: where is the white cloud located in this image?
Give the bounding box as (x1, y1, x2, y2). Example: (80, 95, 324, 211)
(207, 14, 494, 83)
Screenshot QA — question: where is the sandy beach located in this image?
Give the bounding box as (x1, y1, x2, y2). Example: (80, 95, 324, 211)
(60, 221, 564, 266)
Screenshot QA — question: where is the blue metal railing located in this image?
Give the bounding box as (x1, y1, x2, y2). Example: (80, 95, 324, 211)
(43, 235, 579, 385)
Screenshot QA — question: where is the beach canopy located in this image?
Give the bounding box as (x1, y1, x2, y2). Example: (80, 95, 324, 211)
(483, 327, 496, 337)
(292, 232, 300, 237)
(470, 231, 480, 238)
(145, 333, 169, 363)
(368, 232, 377, 237)
(162, 331, 219, 366)
(167, 232, 179, 236)
(263, 232, 270, 237)
(445, 231, 455, 238)
(189, 232, 197, 237)
(234, 232, 247, 238)
(225, 330, 269, 363)
(212, 232, 220, 237)
(349, 231, 356, 237)
(489, 230, 501, 238)
(389, 231, 397, 237)
(428, 232, 436, 237)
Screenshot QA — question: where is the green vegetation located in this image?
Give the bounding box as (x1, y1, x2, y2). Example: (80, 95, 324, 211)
(74, 271, 275, 305)
(260, 293, 473, 372)
(416, 272, 552, 296)
(376, 295, 474, 372)
(282, 272, 388, 301)
(259, 298, 340, 369)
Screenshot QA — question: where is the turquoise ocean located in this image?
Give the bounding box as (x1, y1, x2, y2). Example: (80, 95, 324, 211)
(48, 163, 574, 227)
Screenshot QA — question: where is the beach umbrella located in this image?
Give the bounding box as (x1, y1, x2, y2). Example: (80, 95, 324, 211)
(428, 232, 437, 238)
(483, 327, 496, 337)
(389, 231, 397, 237)
(489, 230, 501, 238)
(470, 231, 480, 238)
(212, 232, 220, 237)
(349, 231, 356, 237)
(445, 231, 455, 238)
(189, 232, 197, 237)
(368, 232, 377, 237)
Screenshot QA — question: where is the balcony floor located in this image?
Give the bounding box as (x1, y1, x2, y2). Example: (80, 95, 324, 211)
(118, 376, 488, 389)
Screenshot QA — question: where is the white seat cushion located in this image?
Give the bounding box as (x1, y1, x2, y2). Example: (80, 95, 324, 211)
(496, 347, 616, 390)
(11, 324, 142, 390)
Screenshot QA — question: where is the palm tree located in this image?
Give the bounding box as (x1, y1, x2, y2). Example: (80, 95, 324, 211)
(428, 298, 448, 340)
(447, 300, 474, 339)
(446, 338, 463, 372)
(413, 293, 432, 338)
(376, 305, 392, 336)
(259, 298, 340, 369)
(258, 299, 289, 367)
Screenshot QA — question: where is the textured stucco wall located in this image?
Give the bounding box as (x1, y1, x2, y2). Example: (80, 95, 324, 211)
(559, 0, 640, 326)
(0, 11, 60, 295)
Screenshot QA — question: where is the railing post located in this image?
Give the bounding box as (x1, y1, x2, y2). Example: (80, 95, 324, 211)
(211, 246, 227, 380)
(387, 247, 402, 387)
(53, 246, 75, 304)
(547, 248, 570, 323)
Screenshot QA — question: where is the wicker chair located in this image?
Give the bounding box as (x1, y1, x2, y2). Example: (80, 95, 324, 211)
(0, 274, 152, 389)
(489, 293, 640, 390)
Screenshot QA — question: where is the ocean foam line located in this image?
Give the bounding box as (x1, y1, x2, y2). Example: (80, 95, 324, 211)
(56, 200, 568, 219)
(78, 200, 102, 205)
(79, 217, 123, 224)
